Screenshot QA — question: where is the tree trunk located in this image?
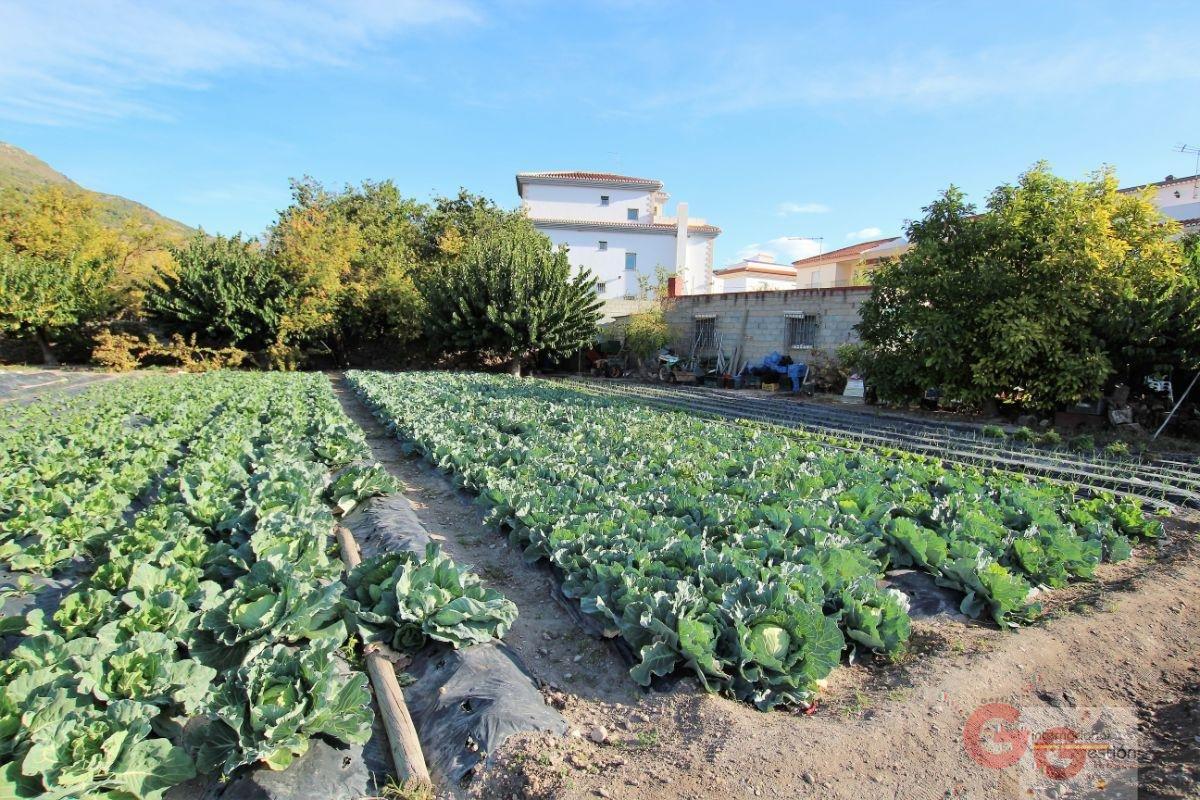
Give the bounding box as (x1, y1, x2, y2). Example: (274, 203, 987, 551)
(507, 356, 523, 378)
(34, 328, 58, 367)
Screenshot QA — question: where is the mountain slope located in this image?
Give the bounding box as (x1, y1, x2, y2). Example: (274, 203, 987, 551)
(0, 141, 195, 238)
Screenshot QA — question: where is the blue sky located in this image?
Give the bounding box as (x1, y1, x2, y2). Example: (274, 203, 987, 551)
(2, 0, 1198, 265)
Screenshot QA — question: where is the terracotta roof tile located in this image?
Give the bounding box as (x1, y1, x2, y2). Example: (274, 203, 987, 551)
(517, 171, 662, 186)
(714, 263, 797, 277)
(790, 236, 902, 267)
(1118, 173, 1200, 193)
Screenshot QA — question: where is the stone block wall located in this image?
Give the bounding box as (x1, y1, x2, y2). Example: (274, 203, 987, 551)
(662, 286, 870, 367)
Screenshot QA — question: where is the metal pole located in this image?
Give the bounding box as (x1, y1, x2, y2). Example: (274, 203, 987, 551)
(1153, 370, 1200, 440)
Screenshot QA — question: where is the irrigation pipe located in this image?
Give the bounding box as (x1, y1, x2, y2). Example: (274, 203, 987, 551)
(334, 524, 433, 790)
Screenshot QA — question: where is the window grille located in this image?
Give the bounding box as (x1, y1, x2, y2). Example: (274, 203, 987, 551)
(785, 313, 819, 349)
(694, 315, 717, 350)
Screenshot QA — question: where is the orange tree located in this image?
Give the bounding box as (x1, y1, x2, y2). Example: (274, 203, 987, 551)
(858, 164, 1187, 410)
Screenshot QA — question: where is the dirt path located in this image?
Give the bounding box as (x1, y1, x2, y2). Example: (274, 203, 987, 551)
(330, 375, 639, 712)
(481, 526, 1200, 800)
(330, 374, 1199, 800)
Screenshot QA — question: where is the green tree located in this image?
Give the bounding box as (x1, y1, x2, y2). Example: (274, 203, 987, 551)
(0, 186, 179, 313)
(266, 178, 426, 358)
(421, 219, 602, 376)
(417, 189, 527, 262)
(858, 164, 1184, 410)
(143, 233, 293, 349)
(0, 247, 116, 365)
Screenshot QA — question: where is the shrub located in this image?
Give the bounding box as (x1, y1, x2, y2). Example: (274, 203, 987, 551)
(144, 233, 292, 350)
(981, 424, 1006, 439)
(90, 330, 144, 371)
(1070, 434, 1096, 452)
(1038, 430, 1063, 446)
(1104, 440, 1131, 457)
(265, 341, 304, 372)
(835, 342, 867, 375)
(1011, 426, 1036, 442)
(624, 307, 671, 359)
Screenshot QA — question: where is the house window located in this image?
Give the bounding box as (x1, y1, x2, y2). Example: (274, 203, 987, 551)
(625, 252, 637, 270)
(626, 208, 638, 221)
(600, 195, 610, 206)
(596, 281, 607, 295)
(785, 313, 819, 349)
(694, 315, 717, 350)
(598, 241, 608, 251)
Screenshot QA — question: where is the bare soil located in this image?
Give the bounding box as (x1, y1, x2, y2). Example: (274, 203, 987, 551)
(332, 375, 1200, 800)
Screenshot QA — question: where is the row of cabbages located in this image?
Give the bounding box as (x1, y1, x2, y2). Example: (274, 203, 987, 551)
(0, 373, 514, 800)
(347, 370, 1161, 711)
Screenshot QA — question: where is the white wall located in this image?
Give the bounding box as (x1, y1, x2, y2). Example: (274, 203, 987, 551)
(521, 183, 654, 223)
(795, 264, 839, 288)
(537, 225, 679, 299)
(683, 235, 713, 293)
(1147, 180, 1200, 209)
(717, 274, 797, 292)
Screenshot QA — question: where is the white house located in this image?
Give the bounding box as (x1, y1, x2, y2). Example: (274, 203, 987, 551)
(712, 253, 798, 292)
(1119, 173, 1200, 234)
(791, 236, 908, 289)
(515, 171, 721, 306)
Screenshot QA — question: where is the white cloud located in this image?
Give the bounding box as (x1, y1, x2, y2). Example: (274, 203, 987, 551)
(845, 227, 883, 241)
(733, 236, 822, 265)
(776, 201, 830, 216)
(635, 32, 1200, 116)
(0, 1, 479, 125)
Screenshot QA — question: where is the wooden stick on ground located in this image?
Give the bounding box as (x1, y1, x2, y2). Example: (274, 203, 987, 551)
(335, 524, 433, 788)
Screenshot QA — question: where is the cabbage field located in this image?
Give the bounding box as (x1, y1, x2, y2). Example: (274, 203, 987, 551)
(347, 370, 1163, 711)
(0, 372, 514, 799)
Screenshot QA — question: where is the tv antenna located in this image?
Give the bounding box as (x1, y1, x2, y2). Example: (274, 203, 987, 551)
(1177, 144, 1200, 199)
(786, 236, 824, 255)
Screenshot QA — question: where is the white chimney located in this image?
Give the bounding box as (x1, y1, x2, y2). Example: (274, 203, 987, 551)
(674, 201, 689, 284)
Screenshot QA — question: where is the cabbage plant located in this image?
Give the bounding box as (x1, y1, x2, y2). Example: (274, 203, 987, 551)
(345, 543, 517, 651)
(196, 643, 372, 776)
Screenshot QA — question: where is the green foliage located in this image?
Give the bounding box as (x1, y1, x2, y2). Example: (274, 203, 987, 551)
(858, 164, 1188, 409)
(144, 233, 293, 349)
(348, 370, 1161, 708)
(416, 189, 524, 262)
(1011, 426, 1036, 442)
(0, 372, 393, 794)
(1038, 430, 1063, 446)
(623, 306, 672, 358)
(1070, 434, 1096, 452)
(325, 462, 399, 514)
(0, 246, 116, 364)
(195, 643, 372, 776)
(8, 698, 195, 800)
(419, 218, 602, 374)
(266, 177, 427, 355)
(344, 543, 518, 651)
(834, 342, 867, 375)
(981, 425, 1006, 439)
(1103, 440, 1130, 457)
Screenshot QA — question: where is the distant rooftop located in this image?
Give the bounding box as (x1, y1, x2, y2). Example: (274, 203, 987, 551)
(791, 236, 903, 267)
(1118, 173, 1200, 194)
(516, 171, 664, 195)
